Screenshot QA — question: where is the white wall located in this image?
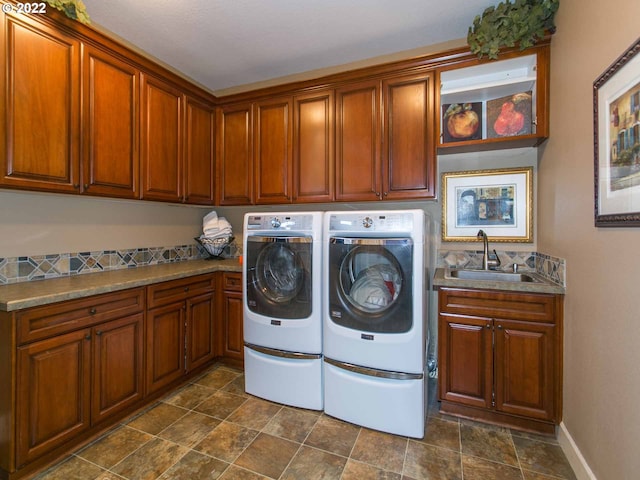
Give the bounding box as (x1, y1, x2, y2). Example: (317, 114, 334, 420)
(537, 0, 640, 478)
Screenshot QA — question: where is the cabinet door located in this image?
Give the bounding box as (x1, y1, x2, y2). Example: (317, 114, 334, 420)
(185, 96, 215, 205)
(293, 90, 334, 203)
(221, 291, 243, 362)
(216, 103, 253, 205)
(92, 313, 144, 425)
(83, 45, 139, 198)
(438, 313, 493, 409)
(16, 329, 91, 466)
(382, 73, 435, 199)
(140, 74, 183, 202)
(254, 97, 293, 204)
(186, 292, 216, 371)
(494, 319, 556, 421)
(335, 80, 381, 201)
(0, 14, 80, 193)
(146, 303, 185, 394)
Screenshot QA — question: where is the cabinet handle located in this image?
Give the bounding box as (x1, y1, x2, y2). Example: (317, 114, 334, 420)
(89, 308, 97, 315)
(497, 324, 503, 329)
(383, 192, 388, 196)
(73, 184, 80, 189)
(96, 331, 102, 336)
(85, 334, 91, 341)
(486, 324, 491, 329)
(84, 184, 89, 190)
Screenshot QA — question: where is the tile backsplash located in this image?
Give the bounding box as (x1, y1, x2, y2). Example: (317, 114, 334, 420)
(0, 244, 209, 285)
(1, 244, 565, 287)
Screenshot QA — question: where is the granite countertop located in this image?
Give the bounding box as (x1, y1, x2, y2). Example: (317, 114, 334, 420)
(0, 259, 242, 312)
(433, 267, 565, 295)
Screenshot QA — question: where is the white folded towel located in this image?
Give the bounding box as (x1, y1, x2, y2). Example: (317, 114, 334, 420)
(203, 216, 232, 238)
(202, 210, 219, 232)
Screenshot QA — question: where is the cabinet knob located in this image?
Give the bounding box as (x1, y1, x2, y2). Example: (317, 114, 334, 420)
(73, 184, 80, 189)
(89, 308, 97, 315)
(184, 287, 189, 292)
(85, 334, 91, 341)
(486, 324, 491, 329)
(84, 184, 89, 190)
(96, 330, 102, 336)
(497, 324, 503, 329)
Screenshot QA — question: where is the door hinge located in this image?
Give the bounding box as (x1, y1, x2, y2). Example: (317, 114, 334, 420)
(492, 391, 495, 407)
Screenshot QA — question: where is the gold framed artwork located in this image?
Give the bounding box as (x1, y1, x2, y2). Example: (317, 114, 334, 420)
(441, 167, 533, 242)
(594, 37, 640, 227)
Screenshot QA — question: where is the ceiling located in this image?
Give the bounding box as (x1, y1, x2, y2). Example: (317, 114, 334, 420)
(81, 0, 494, 96)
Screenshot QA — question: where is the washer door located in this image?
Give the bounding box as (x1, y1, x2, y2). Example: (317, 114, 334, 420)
(328, 237, 413, 333)
(246, 235, 312, 319)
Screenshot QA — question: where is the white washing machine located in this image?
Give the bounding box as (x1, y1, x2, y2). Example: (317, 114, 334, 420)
(322, 209, 428, 437)
(243, 212, 323, 410)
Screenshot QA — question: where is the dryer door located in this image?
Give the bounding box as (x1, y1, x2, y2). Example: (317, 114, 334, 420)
(246, 235, 312, 319)
(327, 237, 413, 333)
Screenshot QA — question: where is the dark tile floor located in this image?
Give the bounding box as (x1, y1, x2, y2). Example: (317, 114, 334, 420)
(33, 364, 576, 480)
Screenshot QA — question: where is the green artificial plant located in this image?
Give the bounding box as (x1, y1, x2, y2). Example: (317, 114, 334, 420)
(45, 0, 90, 24)
(467, 0, 559, 59)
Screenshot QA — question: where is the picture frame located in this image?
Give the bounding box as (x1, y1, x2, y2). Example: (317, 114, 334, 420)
(442, 167, 533, 242)
(442, 102, 483, 143)
(594, 37, 640, 227)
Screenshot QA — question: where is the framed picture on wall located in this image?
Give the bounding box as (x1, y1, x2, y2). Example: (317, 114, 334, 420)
(594, 36, 640, 227)
(441, 167, 533, 242)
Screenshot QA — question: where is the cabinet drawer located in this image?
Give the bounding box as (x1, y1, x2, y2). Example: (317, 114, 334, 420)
(147, 274, 215, 309)
(17, 288, 144, 345)
(222, 272, 242, 292)
(438, 288, 557, 323)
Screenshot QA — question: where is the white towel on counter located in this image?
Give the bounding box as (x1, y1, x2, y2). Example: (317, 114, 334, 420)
(202, 210, 219, 231)
(203, 216, 233, 238)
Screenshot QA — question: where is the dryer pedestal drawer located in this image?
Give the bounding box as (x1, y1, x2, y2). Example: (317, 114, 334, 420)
(323, 360, 426, 439)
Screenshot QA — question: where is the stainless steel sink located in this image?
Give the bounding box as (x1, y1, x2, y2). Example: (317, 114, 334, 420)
(444, 269, 541, 283)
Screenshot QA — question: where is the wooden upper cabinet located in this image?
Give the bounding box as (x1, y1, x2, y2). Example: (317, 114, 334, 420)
(254, 97, 293, 204)
(185, 97, 215, 204)
(140, 74, 183, 202)
(437, 44, 550, 152)
(0, 13, 81, 193)
(335, 80, 381, 202)
(382, 72, 435, 199)
(293, 90, 334, 203)
(83, 45, 139, 198)
(216, 103, 254, 205)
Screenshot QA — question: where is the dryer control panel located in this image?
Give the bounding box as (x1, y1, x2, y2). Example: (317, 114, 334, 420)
(328, 212, 418, 233)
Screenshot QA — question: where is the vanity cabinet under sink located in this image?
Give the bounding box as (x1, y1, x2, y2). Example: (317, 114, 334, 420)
(437, 286, 563, 434)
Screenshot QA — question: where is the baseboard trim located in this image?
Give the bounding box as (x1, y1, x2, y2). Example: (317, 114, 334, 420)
(557, 421, 597, 480)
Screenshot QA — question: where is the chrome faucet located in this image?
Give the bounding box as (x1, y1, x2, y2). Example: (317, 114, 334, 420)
(477, 229, 501, 270)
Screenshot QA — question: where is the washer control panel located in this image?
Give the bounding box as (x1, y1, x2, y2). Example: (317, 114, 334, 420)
(246, 214, 314, 231)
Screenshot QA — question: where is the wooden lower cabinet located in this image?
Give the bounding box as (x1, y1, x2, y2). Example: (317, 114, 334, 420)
(145, 274, 216, 394)
(1, 271, 234, 479)
(14, 295, 144, 469)
(16, 328, 91, 467)
(219, 272, 244, 363)
(145, 302, 186, 394)
(437, 287, 563, 434)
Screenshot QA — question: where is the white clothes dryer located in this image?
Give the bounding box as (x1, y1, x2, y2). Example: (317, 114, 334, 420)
(243, 212, 323, 410)
(322, 209, 428, 437)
